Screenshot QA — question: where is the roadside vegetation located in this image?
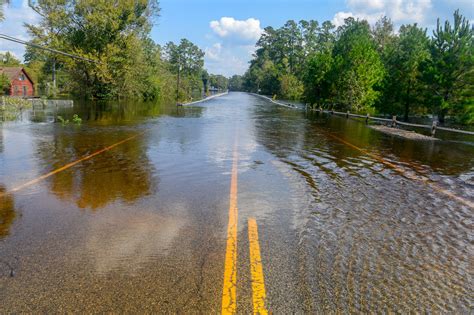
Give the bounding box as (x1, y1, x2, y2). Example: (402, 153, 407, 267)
(237, 11, 473, 125)
(0, 96, 31, 121)
(1, 0, 228, 103)
(23, 0, 200, 101)
(1, 2, 470, 124)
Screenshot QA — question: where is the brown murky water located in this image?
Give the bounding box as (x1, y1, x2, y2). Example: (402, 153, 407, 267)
(0, 93, 473, 312)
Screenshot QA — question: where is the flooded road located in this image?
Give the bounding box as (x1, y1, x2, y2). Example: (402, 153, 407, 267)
(0, 92, 473, 312)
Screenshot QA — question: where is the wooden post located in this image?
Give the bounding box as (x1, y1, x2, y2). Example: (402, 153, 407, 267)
(392, 115, 397, 127)
(431, 121, 437, 137)
(51, 57, 57, 98)
(176, 65, 181, 103)
(365, 113, 370, 124)
(346, 111, 349, 118)
(176, 55, 181, 105)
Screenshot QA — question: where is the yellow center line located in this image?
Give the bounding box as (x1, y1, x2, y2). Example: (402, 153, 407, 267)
(328, 133, 474, 209)
(222, 139, 239, 314)
(0, 132, 144, 199)
(248, 218, 268, 315)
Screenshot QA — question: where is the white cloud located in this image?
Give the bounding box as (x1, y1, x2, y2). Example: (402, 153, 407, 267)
(205, 42, 222, 61)
(205, 17, 263, 76)
(347, 0, 385, 12)
(0, 0, 39, 60)
(389, 0, 432, 22)
(333, 0, 433, 27)
(204, 42, 250, 76)
(333, 11, 385, 27)
(210, 17, 263, 43)
(332, 11, 355, 27)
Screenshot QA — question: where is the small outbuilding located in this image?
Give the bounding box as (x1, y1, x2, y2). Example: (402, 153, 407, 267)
(0, 67, 35, 97)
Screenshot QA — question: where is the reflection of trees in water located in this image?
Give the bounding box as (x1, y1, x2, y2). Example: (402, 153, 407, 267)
(251, 106, 309, 160)
(31, 100, 205, 209)
(0, 185, 15, 238)
(53, 99, 204, 124)
(317, 113, 474, 174)
(0, 128, 3, 153)
(253, 105, 474, 175)
(36, 131, 155, 210)
(252, 101, 472, 312)
(174, 105, 205, 118)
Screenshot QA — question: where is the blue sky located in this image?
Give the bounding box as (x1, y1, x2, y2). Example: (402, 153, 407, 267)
(1, 0, 473, 76)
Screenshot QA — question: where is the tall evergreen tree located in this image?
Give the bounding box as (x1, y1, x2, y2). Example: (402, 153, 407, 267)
(423, 10, 473, 123)
(377, 24, 430, 120)
(332, 18, 385, 112)
(242, 11, 472, 124)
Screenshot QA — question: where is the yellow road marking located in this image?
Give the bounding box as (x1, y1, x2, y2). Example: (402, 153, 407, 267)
(328, 133, 474, 209)
(248, 218, 268, 315)
(222, 141, 239, 314)
(0, 132, 144, 198)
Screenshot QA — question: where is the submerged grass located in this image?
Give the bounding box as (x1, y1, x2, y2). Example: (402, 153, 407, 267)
(0, 97, 32, 121)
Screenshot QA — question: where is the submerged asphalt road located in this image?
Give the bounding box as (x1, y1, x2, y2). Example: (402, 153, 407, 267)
(0, 92, 473, 312)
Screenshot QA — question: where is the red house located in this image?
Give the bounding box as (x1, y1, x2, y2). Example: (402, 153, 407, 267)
(0, 67, 35, 97)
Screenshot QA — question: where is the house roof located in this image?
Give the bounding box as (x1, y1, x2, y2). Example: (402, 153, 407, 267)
(0, 67, 34, 84)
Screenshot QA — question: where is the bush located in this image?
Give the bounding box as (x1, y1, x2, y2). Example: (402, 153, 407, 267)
(0, 97, 32, 121)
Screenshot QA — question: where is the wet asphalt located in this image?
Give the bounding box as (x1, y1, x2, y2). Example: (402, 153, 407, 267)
(0, 92, 472, 312)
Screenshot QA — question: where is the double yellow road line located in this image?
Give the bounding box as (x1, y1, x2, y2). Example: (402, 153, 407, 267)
(222, 140, 268, 314)
(3, 125, 471, 314)
(247, 218, 268, 314)
(220, 130, 474, 314)
(1, 127, 270, 313)
(221, 142, 240, 313)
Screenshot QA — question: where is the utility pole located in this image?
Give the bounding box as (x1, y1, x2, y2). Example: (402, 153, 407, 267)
(52, 57, 56, 97)
(176, 55, 181, 104)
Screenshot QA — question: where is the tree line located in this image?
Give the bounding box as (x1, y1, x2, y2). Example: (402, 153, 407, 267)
(235, 11, 473, 124)
(0, 0, 228, 102)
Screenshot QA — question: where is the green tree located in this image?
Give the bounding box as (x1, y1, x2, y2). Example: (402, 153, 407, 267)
(165, 39, 204, 76)
(164, 39, 205, 101)
(201, 70, 209, 94)
(372, 16, 395, 55)
(245, 19, 337, 100)
(332, 18, 385, 112)
(243, 51, 280, 95)
(26, 0, 161, 99)
(228, 75, 243, 91)
(0, 73, 10, 95)
(24, 44, 71, 97)
(377, 24, 430, 120)
(242, 12, 472, 124)
(279, 73, 304, 100)
(300, 20, 319, 56)
(0, 52, 21, 66)
(140, 38, 171, 100)
(302, 20, 335, 106)
(280, 20, 304, 74)
(209, 74, 228, 91)
(303, 49, 333, 106)
(259, 59, 280, 96)
(0, 0, 9, 21)
(423, 10, 473, 123)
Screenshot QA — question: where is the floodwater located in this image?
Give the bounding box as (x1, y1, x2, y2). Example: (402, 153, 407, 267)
(0, 92, 473, 312)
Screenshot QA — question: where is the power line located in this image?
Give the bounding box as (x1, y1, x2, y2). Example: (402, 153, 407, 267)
(0, 33, 101, 64)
